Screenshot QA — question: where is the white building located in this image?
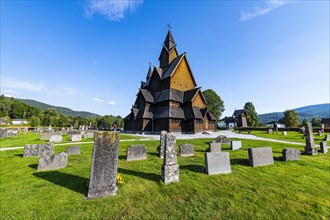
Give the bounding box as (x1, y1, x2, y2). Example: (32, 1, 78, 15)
(12, 119, 27, 125)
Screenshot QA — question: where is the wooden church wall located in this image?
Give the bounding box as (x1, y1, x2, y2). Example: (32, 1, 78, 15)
(192, 93, 206, 108)
(170, 58, 195, 91)
(169, 49, 178, 64)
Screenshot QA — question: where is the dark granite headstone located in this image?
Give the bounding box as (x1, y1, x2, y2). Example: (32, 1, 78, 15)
(23, 143, 54, 157)
(87, 132, 120, 199)
(304, 122, 317, 155)
(212, 135, 229, 144)
(161, 133, 179, 184)
(248, 147, 274, 167)
(126, 144, 147, 161)
(179, 144, 194, 157)
(320, 141, 328, 154)
(204, 152, 231, 175)
(159, 130, 167, 159)
(209, 142, 221, 152)
(230, 141, 242, 150)
(66, 146, 81, 155)
(37, 152, 68, 170)
(282, 148, 300, 161)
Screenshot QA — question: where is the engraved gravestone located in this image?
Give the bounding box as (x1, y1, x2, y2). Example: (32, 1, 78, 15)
(23, 143, 54, 157)
(40, 132, 55, 141)
(209, 142, 221, 152)
(126, 144, 147, 161)
(161, 133, 179, 184)
(179, 144, 194, 157)
(66, 146, 81, 155)
(159, 130, 167, 159)
(230, 141, 242, 150)
(37, 152, 68, 171)
(204, 152, 231, 175)
(49, 135, 63, 143)
(71, 134, 82, 142)
(248, 147, 274, 167)
(320, 141, 328, 154)
(87, 132, 120, 199)
(304, 122, 317, 155)
(84, 132, 94, 139)
(282, 148, 300, 161)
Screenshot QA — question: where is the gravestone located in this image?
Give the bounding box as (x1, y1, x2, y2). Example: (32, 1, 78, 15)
(230, 141, 242, 150)
(23, 143, 54, 157)
(40, 132, 55, 141)
(66, 146, 81, 155)
(87, 132, 120, 199)
(318, 130, 322, 136)
(212, 135, 229, 144)
(68, 130, 81, 136)
(71, 134, 82, 142)
(282, 131, 287, 136)
(304, 122, 317, 155)
(179, 144, 194, 157)
(49, 135, 63, 143)
(325, 135, 330, 141)
(7, 130, 18, 137)
(204, 152, 231, 175)
(37, 152, 68, 171)
(84, 132, 94, 139)
(268, 129, 273, 134)
(161, 133, 179, 184)
(23, 127, 28, 135)
(248, 147, 274, 167)
(126, 144, 147, 161)
(320, 141, 328, 154)
(0, 129, 7, 138)
(159, 130, 167, 159)
(282, 148, 300, 161)
(209, 142, 221, 152)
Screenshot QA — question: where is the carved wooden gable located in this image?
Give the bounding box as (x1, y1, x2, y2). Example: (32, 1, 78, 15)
(170, 56, 196, 91)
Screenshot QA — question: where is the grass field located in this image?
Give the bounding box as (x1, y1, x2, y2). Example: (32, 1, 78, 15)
(1, 133, 329, 219)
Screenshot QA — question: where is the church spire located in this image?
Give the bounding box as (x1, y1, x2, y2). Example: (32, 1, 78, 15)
(158, 24, 178, 68)
(163, 23, 176, 51)
(146, 62, 153, 80)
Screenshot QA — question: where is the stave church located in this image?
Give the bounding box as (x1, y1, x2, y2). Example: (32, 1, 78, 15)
(124, 27, 217, 133)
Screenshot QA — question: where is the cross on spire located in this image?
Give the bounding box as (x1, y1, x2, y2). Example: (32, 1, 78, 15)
(167, 22, 172, 31)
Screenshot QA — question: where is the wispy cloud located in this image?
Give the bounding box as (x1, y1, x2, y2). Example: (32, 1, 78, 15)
(1, 77, 45, 92)
(92, 98, 104, 103)
(3, 94, 15, 98)
(86, 0, 143, 21)
(241, 0, 289, 21)
(108, 101, 116, 105)
(60, 87, 78, 95)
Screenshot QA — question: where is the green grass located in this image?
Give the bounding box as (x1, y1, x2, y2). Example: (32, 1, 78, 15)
(0, 132, 143, 148)
(1, 135, 329, 219)
(246, 130, 330, 144)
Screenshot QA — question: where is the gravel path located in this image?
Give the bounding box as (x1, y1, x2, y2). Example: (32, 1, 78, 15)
(0, 131, 304, 151)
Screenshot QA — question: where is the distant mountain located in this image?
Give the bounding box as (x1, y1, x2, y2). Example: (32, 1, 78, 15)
(258, 103, 330, 124)
(17, 98, 100, 118)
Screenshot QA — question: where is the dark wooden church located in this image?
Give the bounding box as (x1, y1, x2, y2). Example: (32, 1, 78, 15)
(124, 28, 217, 133)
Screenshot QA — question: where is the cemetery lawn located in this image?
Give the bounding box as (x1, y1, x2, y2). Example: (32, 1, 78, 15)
(0, 132, 143, 148)
(1, 137, 329, 219)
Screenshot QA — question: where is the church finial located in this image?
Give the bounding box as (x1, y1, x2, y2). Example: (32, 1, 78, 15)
(167, 22, 172, 31)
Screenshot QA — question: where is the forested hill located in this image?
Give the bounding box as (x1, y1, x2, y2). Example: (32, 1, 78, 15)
(17, 98, 100, 118)
(258, 103, 330, 124)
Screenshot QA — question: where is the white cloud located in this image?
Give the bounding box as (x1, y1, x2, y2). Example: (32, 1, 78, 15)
(241, 0, 289, 21)
(1, 77, 45, 92)
(60, 87, 78, 95)
(86, 0, 143, 21)
(92, 98, 104, 103)
(3, 94, 15, 98)
(108, 101, 116, 105)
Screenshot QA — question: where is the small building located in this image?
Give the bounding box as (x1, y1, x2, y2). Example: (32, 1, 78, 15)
(220, 109, 248, 129)
(321, 118, 330, 128)
(12, 119, 27, 125)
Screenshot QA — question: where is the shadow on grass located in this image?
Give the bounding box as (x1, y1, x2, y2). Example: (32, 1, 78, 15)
(230, 158, 249, 166)
(14, 154, 24, 157)
(180, 164, 204, 173)
(148, 152, 159, 157)
(119, 155, 126, 160)
(29, 164, 38, 169)
(274, 156, 283, 161)
(33, 171, 88, 195)
(118, 168, 160, 183)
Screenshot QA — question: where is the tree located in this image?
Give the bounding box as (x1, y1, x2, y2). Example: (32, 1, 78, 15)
(243, 102, 259, 127)
(29, 116, 41, 127)
(282, 109, 300, 127)
(202, 89, 225, 119)
(302, 118, 308, 126)
(311, 118, 321, 127)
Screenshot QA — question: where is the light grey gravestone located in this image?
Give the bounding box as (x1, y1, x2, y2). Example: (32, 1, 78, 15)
(7, 130, 18, 137)
(212, 135, 230, 144)
(282, 148, 300, 161)
(282, 131, 287, 136)
(66, 146, 81, 155)
(161, 133, 179, 184)
(126, 144, 147, 161)
(320, 141, 328, 154)
(0, 129, 7, 138)
(209, 142, 221, 152)
(71, 134, 82, 142)
(84, 132, 94, 139)
(23, 143, 54, 157)
(37, 152, 68, 171)
(159, 130, 167, 159)
(304, 122, 317, 155)
(268, 129, 273, 134)
(40, 132, 55, 140)
(230, 141, 242, 150)
(179, 144, 194, 157)
(49, 135, 63, 143)
(87, 132, 120, 199)
(248, 147, 274, 167)
(325, 135, 330, 141)
(204, 152, 231, 175)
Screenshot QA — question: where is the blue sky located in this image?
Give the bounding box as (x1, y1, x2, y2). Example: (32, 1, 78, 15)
(1, 0, 329, 118)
